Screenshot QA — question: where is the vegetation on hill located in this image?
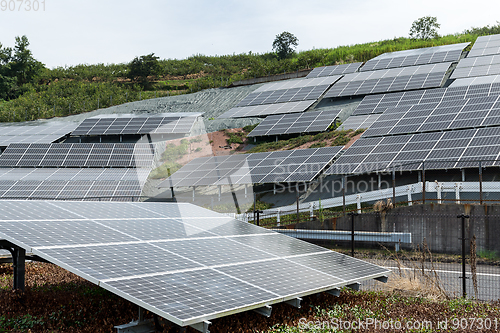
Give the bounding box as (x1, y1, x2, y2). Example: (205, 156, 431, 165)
(0, 22, 499, 123)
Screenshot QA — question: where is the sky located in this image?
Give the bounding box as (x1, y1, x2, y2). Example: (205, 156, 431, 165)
(1, 0, 500, 69)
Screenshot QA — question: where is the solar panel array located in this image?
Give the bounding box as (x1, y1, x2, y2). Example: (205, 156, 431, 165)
(247, 110, 341, 137)
(306, 63, 363, 78)
(71, 113, 199, 136)
(0, 200, 389, 327)
(353, 82, 500, 115)
(253, 76, 341, 93)
(0, 168, 149, 200)
(160, 147, 343, 187)
(360, 43, 468, 72)
(236, 85, 332, 107)
(337, 114, 381, 131)
(362, 95, 500, 138)
(217, 100, 315, 119)
(0, 122, 77, 147)
(327, 127, 500, 174)
(0, 143, 154, 168)
(468, 34, 500, 58)
(451, 52, 500, 80)
(325, 63, 451, 98)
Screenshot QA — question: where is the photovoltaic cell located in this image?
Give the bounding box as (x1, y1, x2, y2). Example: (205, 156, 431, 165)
(253, 76, 341, 93)
(467, 34, 500, 58)
(306, 63, 363, 78)
(337, 114, 381, 131)
(247, 109, 341, 137)
(236, 85, 331, 107)
(217, 100, 315, 119)
(159, 147, 343, 187)
(0, 200, 389, 327)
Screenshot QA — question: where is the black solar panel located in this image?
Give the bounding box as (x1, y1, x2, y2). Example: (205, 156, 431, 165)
(247, 109, 341, 137)
(306, 63, 363, 78)
(218, 100, 315, 119)
(0, 143, 154, 168)
(71, 114, 198, 136)
(352, 82, 500, 115)
(159, 147, 343, 187)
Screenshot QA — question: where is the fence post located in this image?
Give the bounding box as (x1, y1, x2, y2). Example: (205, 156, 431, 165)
(407, 185, 413, 206)
(348, 212, 359, 257)
(392, 165, 396, 206)
(309, 202, 314, 221)
(479, 161, 483, 205)
(437, 183, 442, 204)
(277, 208, 281, 227)
(356, 194, 361, 214)
(455, 183, 461, 204)
(458, 214, 470, 298)
(342, 176, 346, 216)
(422, 162, 426, 204)
(296, 191, 300, 224)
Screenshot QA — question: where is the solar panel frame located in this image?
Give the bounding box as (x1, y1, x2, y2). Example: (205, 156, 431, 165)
(217, 100, 315, 119)
(305, 63, 363, 78)
(236, 85, 332, 107)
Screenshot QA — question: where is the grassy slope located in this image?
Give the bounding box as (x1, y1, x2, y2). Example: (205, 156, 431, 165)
(0, 29, 496, 123)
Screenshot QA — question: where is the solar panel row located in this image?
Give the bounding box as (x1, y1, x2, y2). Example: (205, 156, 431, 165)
(324, 72, 446, 98)
(247, 109, 341, 137)
(71, 114, 198, 136)
(353, 82, 500, 115)
(305, 63, 363, 78)
(0, 200, 389, 327)
(362, 95, 500, 137)
(361, 49, 463, 72)
(0, 122, 77, 147)
(451, 64, 500, 79)
(450, 75, 500, 87)
(468, 34, 500, 58)
(236, 85, 331, 107)
(327, 127, 500, 175)
(217, 100, 315, 119)
(160, 147, 343, 187)
(0, 143, 154, 168)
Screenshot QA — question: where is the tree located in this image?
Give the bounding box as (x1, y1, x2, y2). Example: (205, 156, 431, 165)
(272, 32, 298, 59)
(409, 16, 440, 40)
(0, 36, 44, 100)
(127, 53, 161, 86)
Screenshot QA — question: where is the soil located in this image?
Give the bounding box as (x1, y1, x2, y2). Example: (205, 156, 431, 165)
(1, 262, 499, 333)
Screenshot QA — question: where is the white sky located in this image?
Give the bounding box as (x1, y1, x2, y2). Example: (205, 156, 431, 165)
(1, 0, 499, 68)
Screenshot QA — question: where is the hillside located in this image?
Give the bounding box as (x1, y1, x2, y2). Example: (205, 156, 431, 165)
(1, 22, 499, 123)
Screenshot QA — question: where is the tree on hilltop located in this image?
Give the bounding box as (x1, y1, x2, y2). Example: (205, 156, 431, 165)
(272, 32, 298, 60)
(127, 53, 161, 87)
(409, 16, 440, 40)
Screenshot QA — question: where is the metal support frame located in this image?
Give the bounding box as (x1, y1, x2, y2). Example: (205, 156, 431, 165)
(192, 186, 196, 202)
(285, 298, 302, 308)
(375, 275, 389, 283)
(348, 212, 359, 257)
(392, 166, 396, 206)
(0, 240, 25, 291)
(458, 214, 469, 298)
(190, 321, 211, 333)
(422, 162, 426, 204)
(479, 161, 483, 205)
(326, 288, 340, 297)
(346, 282, 360, 291)
(253, 305, 272, 317)
(218, 185, 221, 202)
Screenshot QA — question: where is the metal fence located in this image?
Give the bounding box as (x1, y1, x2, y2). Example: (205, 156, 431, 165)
(247, 210, 500, 301)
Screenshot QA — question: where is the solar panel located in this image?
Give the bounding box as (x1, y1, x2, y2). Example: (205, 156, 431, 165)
(468, 34, 500, 58)
(246, 109, 341, 137)
(0, 143, 154, 168)
(0, 168, 149, 200)
(159, 147, 343, 187)
(352, 82, 500, 115)
(217, 100, 315, 119)
(450, 75, 500, 87)
(337, 114, 381, 131)
(325, 63, 451, 98)
(360, 43, 468, 72)
(451, 64, 500, 79)
(327, 127, 500, 174)
(0, 200, 389, 327)
(253, 76, 341, 93)
(0, 122, 77, 147)
(306, 63, 363, 78)
(71, 113, 200, 136)
(236, 85, 331, 107)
